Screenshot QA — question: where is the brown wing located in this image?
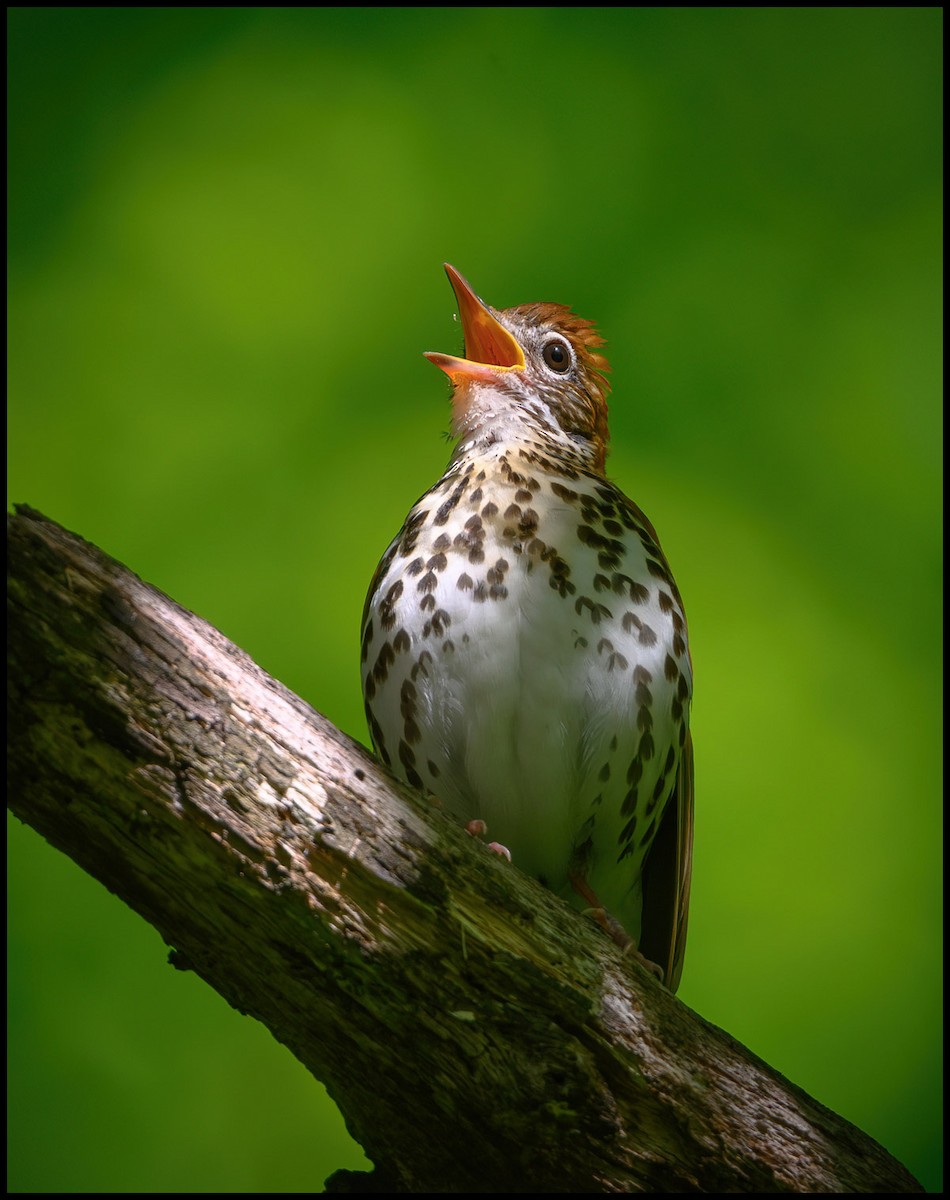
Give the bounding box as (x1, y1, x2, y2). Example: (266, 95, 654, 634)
(638, 728, 694, 993)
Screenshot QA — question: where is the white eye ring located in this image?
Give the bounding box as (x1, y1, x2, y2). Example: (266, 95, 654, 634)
(542, 336, 574, 375)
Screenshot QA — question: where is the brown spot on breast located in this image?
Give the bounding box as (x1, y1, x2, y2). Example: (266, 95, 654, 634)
(410, 650, 433, 681)
(481, 501, 499, 518)
(575, 596, 612, 624)
(398, 740, 423, 788)
(612, 574, 649, 602)
(469, 487, 483, 505)
(427, 759, 441, 778)
(619, 815, 638, 846)
(373, 641, 395, 683)
(379, 579, 405, 630)
(406, 556, 425, 577)
(597, 544, 624, 570)
(664, 654, 679, 681)
(504, 503, 522, 521)
(433, 480, 468, 526)
(422, 609, 450, 638)
(427, 552, 447, 573)
(398, 510, 428, 555)
(457, 573, 474, 590)
(551, 482, 579, 503)
(658, 590, 674, 613)
(622, 612, 657, 645)
(394, 629, 411, 653)
(366, 711, 388, 763)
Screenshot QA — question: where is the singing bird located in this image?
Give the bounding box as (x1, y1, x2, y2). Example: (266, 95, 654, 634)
(361, 265, 693, 989)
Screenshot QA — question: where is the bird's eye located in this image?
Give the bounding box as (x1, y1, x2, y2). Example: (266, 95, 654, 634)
(542, 337, 572, 375)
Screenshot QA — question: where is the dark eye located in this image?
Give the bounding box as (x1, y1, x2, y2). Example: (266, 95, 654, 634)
(542, 337, 572, 374)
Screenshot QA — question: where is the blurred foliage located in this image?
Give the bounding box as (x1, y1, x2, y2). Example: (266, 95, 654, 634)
(7, 7, 941, 1193)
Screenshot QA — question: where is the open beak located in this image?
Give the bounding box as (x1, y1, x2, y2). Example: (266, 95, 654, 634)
(424, 264, 525, 384)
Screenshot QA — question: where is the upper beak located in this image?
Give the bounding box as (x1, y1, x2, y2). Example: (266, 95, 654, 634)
(424, 264, 525, 384)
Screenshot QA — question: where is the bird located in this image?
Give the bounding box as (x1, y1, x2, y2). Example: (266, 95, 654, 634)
(360, 264, 693, 990)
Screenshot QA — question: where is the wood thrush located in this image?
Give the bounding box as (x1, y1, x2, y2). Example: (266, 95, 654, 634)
(361, 265, 693, 989)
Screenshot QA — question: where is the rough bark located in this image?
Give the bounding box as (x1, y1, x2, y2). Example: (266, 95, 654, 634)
(6, 505, 923, 1194)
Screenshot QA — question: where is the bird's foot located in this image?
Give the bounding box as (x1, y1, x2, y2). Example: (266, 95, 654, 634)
(465, 820, 512, 860)
(581, 904, 665, 981)
(569, 872, 665, 981)
(621, 940, 665, 983)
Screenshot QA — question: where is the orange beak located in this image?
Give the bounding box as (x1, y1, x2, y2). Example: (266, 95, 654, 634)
(424, 264, 525, 384)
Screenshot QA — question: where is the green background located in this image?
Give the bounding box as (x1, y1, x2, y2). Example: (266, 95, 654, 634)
(7, 7, 941, 1192)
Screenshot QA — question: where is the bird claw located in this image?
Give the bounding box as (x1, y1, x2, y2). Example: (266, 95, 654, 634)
(465, 820, 511, 861)
(579, 905, 665, 980)
(621, 941, 665, 983)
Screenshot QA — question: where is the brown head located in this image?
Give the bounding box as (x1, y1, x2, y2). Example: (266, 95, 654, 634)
(425, 265, 612, 474)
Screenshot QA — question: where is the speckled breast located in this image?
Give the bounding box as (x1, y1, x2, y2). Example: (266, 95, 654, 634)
(361, 441, 691, 925)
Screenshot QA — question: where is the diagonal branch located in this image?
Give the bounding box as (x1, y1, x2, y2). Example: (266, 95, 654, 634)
(6, 506, 923, 1194)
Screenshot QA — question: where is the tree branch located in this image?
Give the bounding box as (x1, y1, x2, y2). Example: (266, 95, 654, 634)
(6, 506, 923, 1193)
